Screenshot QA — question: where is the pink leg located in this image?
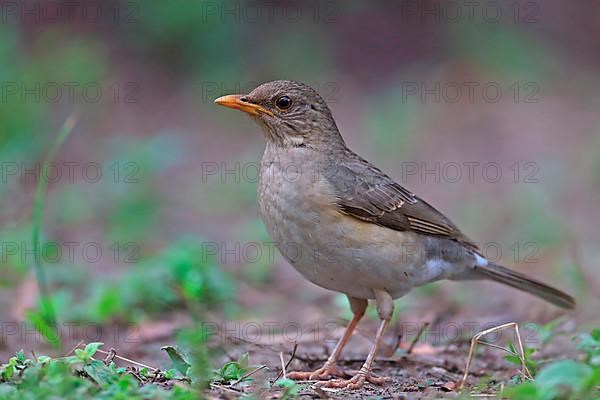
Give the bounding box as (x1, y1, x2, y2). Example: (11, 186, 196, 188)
(317, 289, 393, 389)
(287, 296, 367, 381)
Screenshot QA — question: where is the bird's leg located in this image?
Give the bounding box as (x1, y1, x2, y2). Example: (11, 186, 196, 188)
(317, 289, 393, 390)
(287, 296, 367, 381)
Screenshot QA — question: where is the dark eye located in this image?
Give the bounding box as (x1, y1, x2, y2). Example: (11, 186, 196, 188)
(275, 96, 292, 110)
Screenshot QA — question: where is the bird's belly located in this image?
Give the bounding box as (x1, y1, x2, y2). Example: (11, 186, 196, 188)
(258, 165, 457, 299)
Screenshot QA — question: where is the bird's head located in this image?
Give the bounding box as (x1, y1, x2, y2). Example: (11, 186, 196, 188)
(214, 80, 344, 149)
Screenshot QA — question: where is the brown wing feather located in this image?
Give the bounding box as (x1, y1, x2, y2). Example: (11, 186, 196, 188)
(325, 152, 479, 251)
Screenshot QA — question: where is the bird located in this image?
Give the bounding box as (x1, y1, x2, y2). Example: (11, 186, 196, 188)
(214, 80, 575, 390)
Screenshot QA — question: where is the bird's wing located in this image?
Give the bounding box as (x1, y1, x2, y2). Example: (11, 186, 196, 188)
(324, 153, 479, 250)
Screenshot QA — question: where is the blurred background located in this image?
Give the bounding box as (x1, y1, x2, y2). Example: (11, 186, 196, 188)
(0, 0, 599, 391)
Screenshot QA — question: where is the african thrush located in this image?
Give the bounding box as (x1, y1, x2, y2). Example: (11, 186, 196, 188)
(214, 80, 575, 389)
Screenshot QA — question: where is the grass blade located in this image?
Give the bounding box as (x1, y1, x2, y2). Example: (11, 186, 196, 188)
(30, 111, 79, 350)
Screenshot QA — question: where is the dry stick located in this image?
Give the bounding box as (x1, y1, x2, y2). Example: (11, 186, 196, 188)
(279, 352, 287, 378)
(231, 365, 268, 386)
(103, 348, 117, 364)
(63, 342, 191, 386)
(406, 322, 430, 354)
(65, 342, 157, 371)
(209, 382, 242, 394)
(93, 348, 159, 372)
(65, 340, 160, 371)
(477, 342, 514, 354)
(65, 340, 85, 357)
(274, 342, 298, 382)
(457, 322, 532, 391)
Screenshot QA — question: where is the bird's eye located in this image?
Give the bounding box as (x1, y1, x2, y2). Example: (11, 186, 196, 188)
(275, 96, 292, 110)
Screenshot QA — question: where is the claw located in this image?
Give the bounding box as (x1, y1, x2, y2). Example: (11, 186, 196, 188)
(287, 363, 349, 381)
(315, 369, 390, 390)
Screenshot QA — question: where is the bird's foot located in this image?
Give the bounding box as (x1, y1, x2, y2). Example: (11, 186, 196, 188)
(315, 368, 389, 390)
(287, 362, 349, 381)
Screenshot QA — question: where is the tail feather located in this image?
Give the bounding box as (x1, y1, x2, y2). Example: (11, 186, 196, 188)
(474, 263, 575, 309)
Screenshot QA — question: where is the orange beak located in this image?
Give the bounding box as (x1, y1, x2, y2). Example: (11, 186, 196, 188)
(214, 94, 274, 117)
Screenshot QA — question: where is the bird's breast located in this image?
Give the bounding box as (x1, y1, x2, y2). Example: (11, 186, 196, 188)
(256, 146, 467, 299)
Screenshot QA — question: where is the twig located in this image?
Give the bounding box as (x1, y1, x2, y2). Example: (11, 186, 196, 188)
(94, 348, 159, 372)
(476, 341, 514, 355)
(279, 352, 287, 378)
(65, 340, 85, 356)
(274, 342, 298, 382)
(103, 348, 117, 364)
(68, 343, 160, 372)
(406, 322, 429, 354)
(457, 322, 533, 391)
(210, 382, 242, 394)
(231, 365, 268, 386)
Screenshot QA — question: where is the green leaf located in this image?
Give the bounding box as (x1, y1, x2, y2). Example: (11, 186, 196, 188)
(164, 369, 178, 379)
(503, 341, 538, 376)
(25, 310, 61, 347)
(536, 360, 592, 397)
(502, 381, 539, 398)
(538, 317, 566, 345)
(15, 350, 26, 363)
(221, 361, 244, 380)
(84, 342, 104, 357)
(64, 355, 82, 365)
(84, 359, 118, 388)
(275, 377, 301, 398)
(37, 355, 52, 364)
(161, 346, 191, 376)
(238, 353, 249, 370)
(0, 361, 15, 381)
(574, 328, 600, 366)
(74, 349, 87, 362)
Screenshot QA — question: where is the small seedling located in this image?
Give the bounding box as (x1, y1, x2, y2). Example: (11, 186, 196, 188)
(211, 353, 263, 384)
(504, 341, 539, 376)
(274, 377, 301, 399)
(71, 342, 104, 364)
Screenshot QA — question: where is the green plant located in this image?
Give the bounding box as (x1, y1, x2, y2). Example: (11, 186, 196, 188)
(537, 317, 568, 345)
(161, 346, 191, 378)
(502, 327, 600, 399)
(0, 346, 197, 399)
(210, 353, 261, 384)
(575, 328, 600, 366)
(274, 378, 301, 399)
(504, 342, 539, 376)
(27, 113, 78, 350)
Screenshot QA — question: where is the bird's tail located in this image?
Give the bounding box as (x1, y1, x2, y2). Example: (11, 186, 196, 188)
(474, 263, 575, 309)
